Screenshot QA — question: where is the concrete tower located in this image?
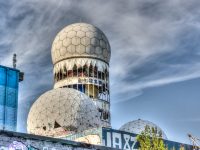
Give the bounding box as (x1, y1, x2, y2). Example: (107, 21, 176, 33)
(52, 23, 111, 127)
(27, 23, 111, 137)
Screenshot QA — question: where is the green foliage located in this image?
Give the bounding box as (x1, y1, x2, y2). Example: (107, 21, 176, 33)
(136, 125, 167, 150)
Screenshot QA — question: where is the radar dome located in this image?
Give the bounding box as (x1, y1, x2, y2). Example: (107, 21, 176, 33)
(51, 23, 111, 65)
(119, 119, 167, 139)
(27, 88, 101, 137)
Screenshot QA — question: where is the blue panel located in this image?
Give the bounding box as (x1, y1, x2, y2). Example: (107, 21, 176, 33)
(0, 104, 4, 129)
(5, 107, 17, 131)
(0, 66, 19, 131)
(0, 67, 6, 86)
(6, 87, 17, 107)
(7, 69, 18, 89)
(0, 86, 5, 105)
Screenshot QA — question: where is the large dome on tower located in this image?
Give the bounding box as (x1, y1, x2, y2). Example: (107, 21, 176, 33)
(27, 88, 101, 137)
(51, 23, 111, 65)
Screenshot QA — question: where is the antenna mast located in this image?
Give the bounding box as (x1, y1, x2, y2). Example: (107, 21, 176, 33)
(13, 53, 17, 69)
(188, 133, 200, 150)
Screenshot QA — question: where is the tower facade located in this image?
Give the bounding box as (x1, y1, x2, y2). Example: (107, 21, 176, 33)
(0, 65, 23, 131)
(51, 23, 111, 127)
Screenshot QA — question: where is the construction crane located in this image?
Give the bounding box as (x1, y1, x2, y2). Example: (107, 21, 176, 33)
(188, 133, 200, 150)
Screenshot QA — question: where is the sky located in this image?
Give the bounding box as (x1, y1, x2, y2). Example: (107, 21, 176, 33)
(0, 0, 200, 144)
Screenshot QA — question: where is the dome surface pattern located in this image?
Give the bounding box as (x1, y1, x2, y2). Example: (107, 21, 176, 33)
(27, 88, 101, 137)
(119, 119, 167, 139)
(51, 23, 111, 65)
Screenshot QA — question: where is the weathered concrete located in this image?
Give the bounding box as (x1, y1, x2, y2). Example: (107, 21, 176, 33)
(0, 130, 116, 150)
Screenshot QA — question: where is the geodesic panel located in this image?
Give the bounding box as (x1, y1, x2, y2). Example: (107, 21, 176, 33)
(51, 23, 111, 65)
(27, 88, 101, 137)
(119, 119, 167, 139)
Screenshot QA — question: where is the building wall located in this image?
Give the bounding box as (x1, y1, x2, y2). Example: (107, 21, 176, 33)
(0, 65, 19, 131)
(102, 128, 193, 150)
(0, 130, 115, 150)
(64, 127, 194, 150)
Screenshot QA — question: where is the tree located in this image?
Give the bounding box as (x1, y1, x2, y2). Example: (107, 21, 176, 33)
(136, 125, 167, 150)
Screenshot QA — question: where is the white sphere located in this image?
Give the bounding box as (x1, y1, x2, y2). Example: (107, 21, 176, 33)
(119, 119, 167, 139)
(27, 88, 101, 137)
(51, 23, 111, 65)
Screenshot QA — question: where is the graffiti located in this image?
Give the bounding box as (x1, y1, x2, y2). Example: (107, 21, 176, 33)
(0, 146, 58, 150)
(0, 141, 58, 150)
(103, 131, 137, 150)
(78, 78, 103, 85)
(9, 141, 27, 150)
(102, 128, 193, 150)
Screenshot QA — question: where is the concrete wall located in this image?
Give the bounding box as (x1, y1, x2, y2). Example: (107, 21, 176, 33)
(0, 130, 115, 150)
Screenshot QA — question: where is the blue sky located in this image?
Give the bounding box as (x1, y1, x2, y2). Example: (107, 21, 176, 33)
(0, 0, 200, 144)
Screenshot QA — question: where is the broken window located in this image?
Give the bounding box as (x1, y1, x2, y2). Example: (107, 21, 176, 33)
(54, 121, 61, 129)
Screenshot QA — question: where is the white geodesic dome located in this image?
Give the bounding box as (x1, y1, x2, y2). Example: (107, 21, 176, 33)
(27, 88, 101, 137)
(119, 119, 167, 139)
(51, 23, 111, 65)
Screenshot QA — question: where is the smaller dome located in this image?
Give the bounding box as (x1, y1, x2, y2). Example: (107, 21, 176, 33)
(119, 119, 167, 139)
(27, 88, 101, 137)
